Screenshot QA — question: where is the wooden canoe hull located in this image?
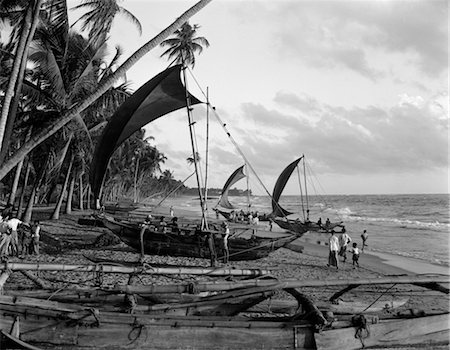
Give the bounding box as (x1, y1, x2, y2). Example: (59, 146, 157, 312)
(0, 295, 316, 350)
(1, 295, 448, 350)
(315, 313, 450, 350)
(274, 219, 343, 234)
(100, 217, 297, 261)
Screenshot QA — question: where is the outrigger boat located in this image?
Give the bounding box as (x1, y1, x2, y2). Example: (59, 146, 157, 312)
(271, 157, 344, 234)
(97, 214, 301, 262)
(1, 273, 448, 350)
(213, 165, 271, 222)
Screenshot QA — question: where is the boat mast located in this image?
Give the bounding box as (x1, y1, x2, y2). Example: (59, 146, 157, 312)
(181, 64, 208, 229)
(297, 165, 305, 220)
(246, 163, 250, 212)
(302, 155, 309, 218)
(204, 87, 210, 216)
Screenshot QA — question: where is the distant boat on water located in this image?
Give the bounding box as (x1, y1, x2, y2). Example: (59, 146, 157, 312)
(271, 156, 344, 234)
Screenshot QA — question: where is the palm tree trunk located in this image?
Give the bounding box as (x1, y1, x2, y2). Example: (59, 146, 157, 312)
(8, 127, 32, 206)
(51, 155, 74, 220)
(86, 184, 91, 210)
(0, 0, 42, 150)
(22, 153, 50, 224)
(17, 158, 31, 218)
(8, 154, 23, 207)
(65, 172, 75, 214)
(0, 0, 212, 182)
(79, 172, 84, 210)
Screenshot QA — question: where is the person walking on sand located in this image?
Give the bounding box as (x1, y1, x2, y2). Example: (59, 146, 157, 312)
(31, 220, 40, 255)
(350, 242, 360, 268)
(338, 229, 351, 263)
(169, 206, 174, 217)
(222, 221, 230, 263)
(6, 217, 27, 257)
(0, 222, 11, 256)
(327, 231, 339, 269)
(361, 229, 368, 251)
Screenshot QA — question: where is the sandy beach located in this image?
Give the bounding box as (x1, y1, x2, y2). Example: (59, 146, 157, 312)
(2, 202, 448, 320)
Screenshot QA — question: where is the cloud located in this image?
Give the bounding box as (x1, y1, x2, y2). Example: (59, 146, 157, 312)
(234, 91, 448, 179)
(267, 1, 448, 79)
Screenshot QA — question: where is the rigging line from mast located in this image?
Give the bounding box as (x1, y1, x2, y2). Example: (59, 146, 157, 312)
(181, 64, 208, 230)
(204, 87, 210, 210)
(296, 163, 306, 221)
(185, 66, 296, 221)
(184, 67, 271, 199)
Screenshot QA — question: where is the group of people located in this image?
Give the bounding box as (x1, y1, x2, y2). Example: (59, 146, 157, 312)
(0, 204, 40, 257)
(328, 228, 368, 269)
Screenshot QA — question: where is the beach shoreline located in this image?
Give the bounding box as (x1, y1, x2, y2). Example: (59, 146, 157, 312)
(4, 204, 447, 317)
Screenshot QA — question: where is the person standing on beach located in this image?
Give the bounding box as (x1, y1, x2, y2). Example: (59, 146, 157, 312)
(361, 229, 368, 251)
(327, 231, 339, 269)
(338, 229, 351, 263)
(169, 206, 174, 217)
(350, 242, 360, 268)
(5, 217, 27, 257)
(31, 221, 40, 255)
(222, 221, 230, 263)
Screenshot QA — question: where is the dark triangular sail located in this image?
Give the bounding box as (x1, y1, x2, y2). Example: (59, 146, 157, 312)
(91, 65, 202, 202)
(271, 157, 303, 217)
(217, 165, 246, 210)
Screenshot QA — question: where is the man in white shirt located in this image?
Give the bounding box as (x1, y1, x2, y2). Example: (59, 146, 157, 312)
(328, 231, 339, 269)
(6, 217, 24, 256)
(338, 230, 352, 263)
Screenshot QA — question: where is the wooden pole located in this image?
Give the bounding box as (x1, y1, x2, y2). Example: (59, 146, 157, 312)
(0, 262, 273, 277)
(20, 270, 52, 289)
(0, 270, 11, 292)
(114, 275, 450, 295)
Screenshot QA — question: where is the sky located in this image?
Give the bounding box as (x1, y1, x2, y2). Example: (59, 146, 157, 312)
(84, 0, 448, 195)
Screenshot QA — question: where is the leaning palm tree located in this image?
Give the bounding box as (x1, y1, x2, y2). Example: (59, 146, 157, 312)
(0, 0, 213, 182)
(160, 22, 209, 68)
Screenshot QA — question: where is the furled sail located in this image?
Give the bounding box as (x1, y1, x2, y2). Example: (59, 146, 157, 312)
(271, 157, 304, 217)
(90, 65, 202, 203)
(217, 165, 246, 210)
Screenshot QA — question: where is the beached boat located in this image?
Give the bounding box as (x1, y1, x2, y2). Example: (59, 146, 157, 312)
(97, 215, 300, 262)
(271, 156, 344, 234)
(213, 165, 271, 222)
(0, 293, 448, 350)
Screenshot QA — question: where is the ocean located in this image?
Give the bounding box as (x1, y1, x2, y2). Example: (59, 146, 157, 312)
(216, 193, 450, 267)
(166, 193, 449, 267)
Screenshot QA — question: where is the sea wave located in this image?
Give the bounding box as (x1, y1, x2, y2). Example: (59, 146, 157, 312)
(345, 215, 450, 232)
(369, 247, 450, 267)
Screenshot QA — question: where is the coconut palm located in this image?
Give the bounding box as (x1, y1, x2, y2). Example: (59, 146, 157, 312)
(160, 21, 209, 68)
(0, 0, 213, 182)
(71, 0, 142, 46)
(0, 0, 43, 157)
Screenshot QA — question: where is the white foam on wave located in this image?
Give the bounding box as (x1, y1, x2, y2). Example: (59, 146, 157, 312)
(345, 215, 450, 232)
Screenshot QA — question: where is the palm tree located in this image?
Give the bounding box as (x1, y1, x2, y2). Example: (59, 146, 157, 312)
(160, 22, 209, 68)
(186, 151, 201, 166)
(71, 0, 142, 46)
(0, 0, 213, 182)
(0, 0, 43, 157)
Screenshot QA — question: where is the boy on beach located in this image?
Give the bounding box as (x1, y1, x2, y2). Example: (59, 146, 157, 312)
(351, 242, 360, 268)
(361, 229, 368, 251)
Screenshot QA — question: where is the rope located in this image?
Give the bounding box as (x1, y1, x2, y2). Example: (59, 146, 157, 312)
(362, 283, 397, 313)
(128, 319, 148, 345)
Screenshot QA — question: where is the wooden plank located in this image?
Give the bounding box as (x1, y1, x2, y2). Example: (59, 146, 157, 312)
(315, 313, 450, 350)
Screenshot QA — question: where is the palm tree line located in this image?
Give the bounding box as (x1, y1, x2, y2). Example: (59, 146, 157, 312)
(0, 0, 213, 222)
